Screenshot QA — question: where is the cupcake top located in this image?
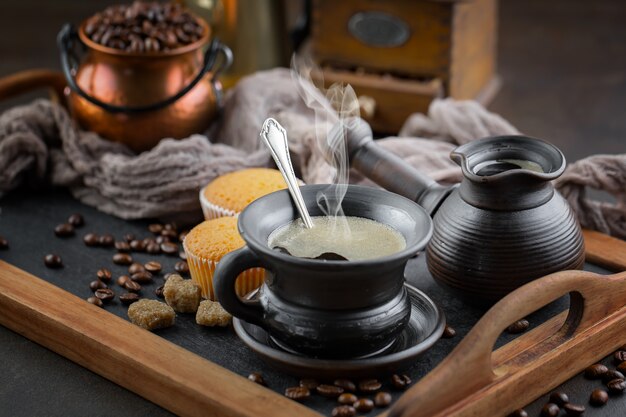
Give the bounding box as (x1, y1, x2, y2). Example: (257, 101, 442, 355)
(184, 217, 244, 259)
(203, 168, 288, 213)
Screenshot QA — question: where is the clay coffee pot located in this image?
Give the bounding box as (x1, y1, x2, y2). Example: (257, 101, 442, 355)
(345, 119, 585, 305)
(57, 20, 232, 152)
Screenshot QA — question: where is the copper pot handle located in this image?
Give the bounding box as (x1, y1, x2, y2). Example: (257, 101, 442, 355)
(57, 24, 232, 114)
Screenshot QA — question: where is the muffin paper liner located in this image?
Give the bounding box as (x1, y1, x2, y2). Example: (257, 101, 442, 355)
(199, 186, 239, 220)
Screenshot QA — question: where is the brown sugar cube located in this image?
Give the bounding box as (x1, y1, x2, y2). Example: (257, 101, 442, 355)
(163, 274, 201, 313)
(196, 300, 232, 327)
(128, 299, 175, 331)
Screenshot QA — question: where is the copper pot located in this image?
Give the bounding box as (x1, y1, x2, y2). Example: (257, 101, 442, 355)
(57, 20, 232, 152)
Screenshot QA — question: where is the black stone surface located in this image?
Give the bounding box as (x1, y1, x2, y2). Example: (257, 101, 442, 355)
(0, 188, 625, 417)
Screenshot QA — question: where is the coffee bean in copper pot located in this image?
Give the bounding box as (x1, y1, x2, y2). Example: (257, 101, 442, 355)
(128, 262, 145, 275)
(507, 319, 530, 334)
(99, 234, 115, 247)
(119, 292, 140, 305)
(113, 253, 133, 265)
(0, 236, 8, 249)
(83, 233, 100, 247)
(540, 403, 560, 417)
(602, 369, 624, 383)
(590, 388, 609, 406)
(131, 271, 153, 283)
(317, 384, 344, 398)
(44, 254, 63, 268)
(148, 223, 164, 234)
(54, 223, 75, 237)
(563, 403, 585, 416)
(358, 379, 381, 393)
(130, 239, 146, 252)
(96, 268, 112, 282)
(374, 391, 392, 408)
(117, 275, 130, 287)
(94, 288, 115, 303)
(338, 393, 358, 405)
(115, 241, 131, 253)
(607, 378, 626, 394)
(442, 324, 456, 338)
(299, 379, 318, 390)
(585, 363, 608, 379)
(146, 242, 161, 254)
(161, 241, 178, 255)
(68, 213, 84, 227)
(124, 233, 135, 243)
(90, 280, 107, 291)
(247, 372, 265, 385)
(144, 261, 162, 273)
(331, 405, 355, 417)
(353, 398, 374, 413)
(614, 350, 626, 364)
(124, 280, 142, 293)
(87, 296, 103, 307)
(334, 379, 356, 393)
(155, 285, 164, 298)
(284, 386, 310, 401)
(391, 374, 411, 390)
(549, 391, 569, 406)
(508, 409, 528, 417)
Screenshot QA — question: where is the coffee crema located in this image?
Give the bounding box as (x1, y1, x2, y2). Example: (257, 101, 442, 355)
(268, 216, 406, 261)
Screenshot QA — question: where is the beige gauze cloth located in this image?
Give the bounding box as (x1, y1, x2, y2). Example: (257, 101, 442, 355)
(0, 68, 624, 238)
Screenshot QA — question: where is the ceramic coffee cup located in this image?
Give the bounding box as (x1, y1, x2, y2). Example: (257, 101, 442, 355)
(214, 184, 433, 359)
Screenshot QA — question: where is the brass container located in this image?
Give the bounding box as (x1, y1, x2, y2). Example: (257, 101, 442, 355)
(58, 20, 231, 152)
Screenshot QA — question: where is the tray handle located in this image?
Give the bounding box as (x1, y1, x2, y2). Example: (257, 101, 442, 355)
(389, 269, 626, 417)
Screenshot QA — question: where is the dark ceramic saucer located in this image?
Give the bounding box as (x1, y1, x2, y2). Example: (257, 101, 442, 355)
(232, 284, 445, 378)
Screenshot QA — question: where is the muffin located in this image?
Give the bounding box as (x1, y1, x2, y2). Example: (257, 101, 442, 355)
(183, 217, 264, 300)
(199, 168, 289, 220)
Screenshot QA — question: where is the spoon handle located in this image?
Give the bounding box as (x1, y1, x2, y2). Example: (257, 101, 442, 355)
(260, 118, 314, 229)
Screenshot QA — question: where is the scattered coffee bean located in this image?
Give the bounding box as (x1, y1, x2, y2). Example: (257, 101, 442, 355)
(146, 242, 161, 254)
(285, 386, 310, 401)
(563, 403, 585, 416)
(130, 239, 146, 252)
(331, 405, 355, 417)
(54, 223, 75, 237)
(442, 324, 456, 338)
(94, 288, 115, 302)
(155, 285, 164, 298)
(179, 250, 187, 260)
(161, 241, 178, 255)
(113, 253, 133, 265)
(590, 388, 609, 406)
(90, 280, 107, 291)
(374, 391, 392, 408)
(124, 280, 142, 293)
(131, 271, 153, 283)
(507, 319, 530, 334)
(83, 233, 100, 246)
(149, 223, 164, 234)
(549, 391, 569, 406)
(618, 362, 626, 374)
(541, 403, 560, 417)
(128, 262, 145, 275)
(99, 234, 115, 247)
(338, 393, 358, 405)
(391, 374, 411, 390)
(358, 379, 382, 393)
(44, 254, 63, 268)
(119, 292, 140, 305)
(68, 213, 84, 227)
(161, 229, 178, 240)
(124, 233, 135, 243)
(353, 398, 374, 413)
(317, 384, 344, 398)
(585, 363, 608, 379)
(155, 235, 170, 245)
(299, 379, 318, 390)
(607, 378, 626, 394)
(115, 241, 131, 253)
(0, 236, 8, 249)
(96, 268, 112, 282)
(174, 260, 189, 274)
(614, 350, 626, 364)
(178, 230, 188, 242)
(602, 369, 624, 383)
(508, 409, 528, 417)
(117, 275, 130, 287)
(144, 261, 162, 273)
(87, 296, 103, 307)
(247, 372, 265, 385)
(334, 379, 356, 393)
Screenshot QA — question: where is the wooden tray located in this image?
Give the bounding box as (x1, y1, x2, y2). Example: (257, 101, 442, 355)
(1, 229, 625, 417)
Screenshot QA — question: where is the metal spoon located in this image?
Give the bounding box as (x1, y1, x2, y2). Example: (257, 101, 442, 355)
(260, 117, 314, 229)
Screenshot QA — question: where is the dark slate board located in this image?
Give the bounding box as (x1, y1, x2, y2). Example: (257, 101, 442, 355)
(0, 188, 624, 417)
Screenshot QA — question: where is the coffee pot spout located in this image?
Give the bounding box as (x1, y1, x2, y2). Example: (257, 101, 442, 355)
(345, 118, 454, 215)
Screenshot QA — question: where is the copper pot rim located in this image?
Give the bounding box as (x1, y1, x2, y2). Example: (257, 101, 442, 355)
(78, 17, 211, 58)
